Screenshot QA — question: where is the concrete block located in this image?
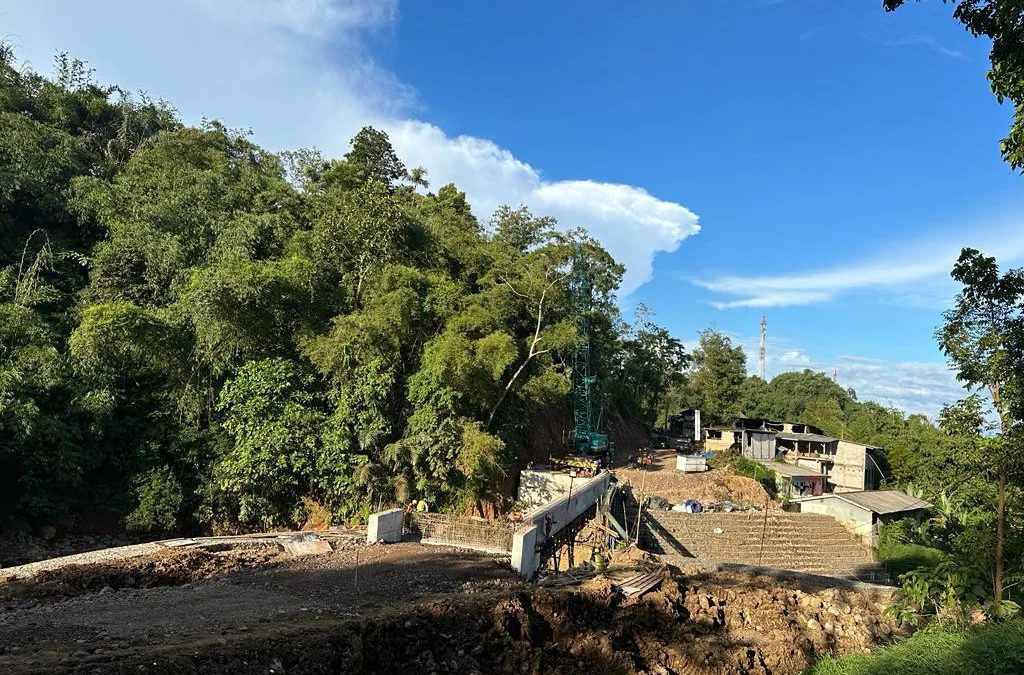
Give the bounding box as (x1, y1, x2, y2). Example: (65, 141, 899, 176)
(517, 470, 575, 509)
(676, 455, 708, 472)
(367, 508, 405, 544)
(511, 525, 540, 579)
(279, 536, 333, 557)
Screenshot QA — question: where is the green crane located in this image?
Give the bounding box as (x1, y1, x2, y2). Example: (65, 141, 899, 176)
(566, 245, 611, 462)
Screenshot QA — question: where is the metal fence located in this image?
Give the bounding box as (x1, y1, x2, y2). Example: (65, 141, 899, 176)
(405, 512, 516, 554)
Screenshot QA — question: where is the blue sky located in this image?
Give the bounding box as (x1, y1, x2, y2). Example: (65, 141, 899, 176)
(3, 0, 1022, 417)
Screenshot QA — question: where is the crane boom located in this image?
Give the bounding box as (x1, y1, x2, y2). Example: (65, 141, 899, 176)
(567, 245, 610, 461)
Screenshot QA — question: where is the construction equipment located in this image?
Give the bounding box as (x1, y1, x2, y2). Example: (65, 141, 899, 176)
(549, 453, 601, 475)
(560, 245, 612, 466)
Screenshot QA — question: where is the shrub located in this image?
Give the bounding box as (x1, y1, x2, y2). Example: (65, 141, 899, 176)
(125, 465, 183, 534)
(734, 457, 778, 498)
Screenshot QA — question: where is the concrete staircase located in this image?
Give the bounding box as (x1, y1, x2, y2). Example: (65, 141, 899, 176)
(636, 509, 889, 584)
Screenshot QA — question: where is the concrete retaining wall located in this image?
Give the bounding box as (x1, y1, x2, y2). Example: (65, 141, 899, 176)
(511, 473, 611, 578)
(367, 508, 404, 544)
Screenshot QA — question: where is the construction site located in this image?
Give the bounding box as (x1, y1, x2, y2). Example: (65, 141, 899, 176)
(0, 255, 912, 675)
(0, 443, 909, 675)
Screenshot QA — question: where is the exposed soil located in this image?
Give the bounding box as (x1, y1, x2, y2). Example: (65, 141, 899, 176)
(0, 545, 285, 600)
(0, 540, 897, 675)
(615, 450, 778, 509)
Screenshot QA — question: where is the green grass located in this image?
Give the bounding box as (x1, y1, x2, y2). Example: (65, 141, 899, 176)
(706, 450, 738, 470)
(807, 619, 1024, 675)
(877, 542, 948, 579)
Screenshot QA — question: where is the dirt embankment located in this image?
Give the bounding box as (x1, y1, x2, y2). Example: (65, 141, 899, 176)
(0, 546, 284, 600)
(1, 542, 897, 675)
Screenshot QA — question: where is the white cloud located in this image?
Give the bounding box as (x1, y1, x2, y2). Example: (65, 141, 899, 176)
(387, 122, 700, 292)
(697, 220, 1024, 308)
(701, 258, 941, 309)
(887, 35, 966, 60)
(779, 349, 811, 366)
(0, 0, 698, 295)
(184, 0, 397, 37)
(831, 356, 964, 419)
(723, 331, 963, 418)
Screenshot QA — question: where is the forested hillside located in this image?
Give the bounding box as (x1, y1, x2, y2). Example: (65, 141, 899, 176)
(0, 51, 693, 535)
(0, 49, 992, 551)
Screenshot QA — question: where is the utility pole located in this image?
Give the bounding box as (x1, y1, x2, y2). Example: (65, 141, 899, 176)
(758, 315, 767, 380)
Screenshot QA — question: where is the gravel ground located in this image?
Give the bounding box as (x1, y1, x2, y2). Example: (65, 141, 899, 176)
(0, 543, 168, 580)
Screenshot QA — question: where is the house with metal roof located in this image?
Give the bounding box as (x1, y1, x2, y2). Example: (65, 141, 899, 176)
(712, 417, 889, 494)
(793, 490, 932, 545)
(757, 460, 826, 498)
(775, 432, 884, 493)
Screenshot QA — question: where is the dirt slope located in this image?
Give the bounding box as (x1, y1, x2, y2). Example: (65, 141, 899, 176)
(615, 450, 777, 508)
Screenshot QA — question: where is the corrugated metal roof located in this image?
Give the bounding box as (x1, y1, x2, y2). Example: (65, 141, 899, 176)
(834, 491, 931, 514)
(757, 461, 824, 478)
(837, 440, 884, 450)
(795, 490, 932, 514)
(776, 431, 838, 444)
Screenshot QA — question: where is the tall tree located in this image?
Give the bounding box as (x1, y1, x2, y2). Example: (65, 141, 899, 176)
(614, 304, 689, 425)
(344, 126, 407, 186)
(937, 247, 1024, 611)
(685, 328, 747, 426)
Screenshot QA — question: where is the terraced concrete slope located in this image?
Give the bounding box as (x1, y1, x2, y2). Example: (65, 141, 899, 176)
(638, 510, 888, 583)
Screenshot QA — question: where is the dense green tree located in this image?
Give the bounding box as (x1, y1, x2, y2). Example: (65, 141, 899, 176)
(684, 328, 747, 427)
(614, 304, 689, 425)
(763, 370, 855, 422)
(802, 398, 847, 437)
(344, 126, 407, 187)
(936, 248, 1024, 611)
(736, 375, 773, 419)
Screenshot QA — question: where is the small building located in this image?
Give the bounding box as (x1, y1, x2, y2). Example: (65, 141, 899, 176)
(759, 461, 826, 498)
(793, 490, 932, 546)
(667, 408, 701, 447)
(831, 440, 885, 492)
(703, 428, 736, 453)
(776, 433, 885, 493)
(740, 428, 777, 460)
